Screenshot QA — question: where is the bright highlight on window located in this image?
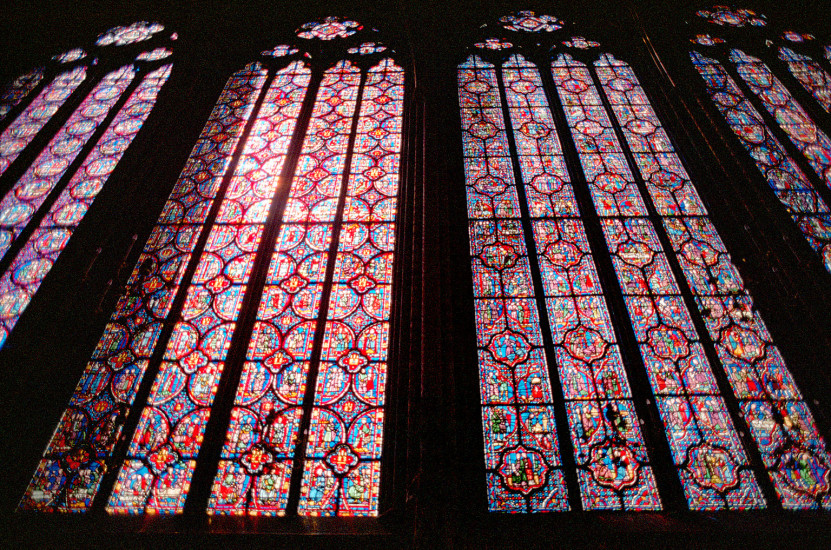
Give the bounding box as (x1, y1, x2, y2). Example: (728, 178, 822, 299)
(106, 60, 310, 515)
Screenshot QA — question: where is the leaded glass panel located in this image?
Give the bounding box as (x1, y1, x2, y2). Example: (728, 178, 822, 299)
(688, 8, 831, 274)
(459, 54, 569, 512)
(460, 9, 831, 513)
(25, 20, 406, 518)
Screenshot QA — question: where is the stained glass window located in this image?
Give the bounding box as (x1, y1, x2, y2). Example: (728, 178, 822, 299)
(459, 11, 831, 512)
(730, 49, 831, 184)
(0, 66, 87, 177)
(691, 52, 831, 272)
(53, 49, 87, 64)
(297, 17, 361, 41)
(562, 37, 600, 50)
(695, 6, 766, 28)
(0, 24, 175, 347)
(0, 68, 45, 122)
(555, 51, 763, 510)
(499, 12, 562, 34)
(95, 22, 166, 47)
(23, 18, 406, 519)
(107, 60, 310, 515)
(782, 32, 814, 44)
(20, 63, 267, 513)
(689, 8, 831, 275)
(296, 58, 403, 517)
(460, 54, 570, 512)
(779, 47, 831, 114)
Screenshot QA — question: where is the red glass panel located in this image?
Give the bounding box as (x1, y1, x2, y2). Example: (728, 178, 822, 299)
(107, 62, 310, 515)
(299, 59, 403, 517)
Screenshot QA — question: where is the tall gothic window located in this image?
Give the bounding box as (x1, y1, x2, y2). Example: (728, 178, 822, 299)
(21, 17, 407, 518)
(458, 11, 830, 513)
(689, 6, 831, 273)
(0, 22, 174, 346)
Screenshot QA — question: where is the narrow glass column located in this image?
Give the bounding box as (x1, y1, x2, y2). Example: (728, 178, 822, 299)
(780, 47, 831, 113)
(298, 58, 404, 517)
(552, 53, 765, 510)
(731, 49, 831, 185)
(205, 60, 367, 517)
